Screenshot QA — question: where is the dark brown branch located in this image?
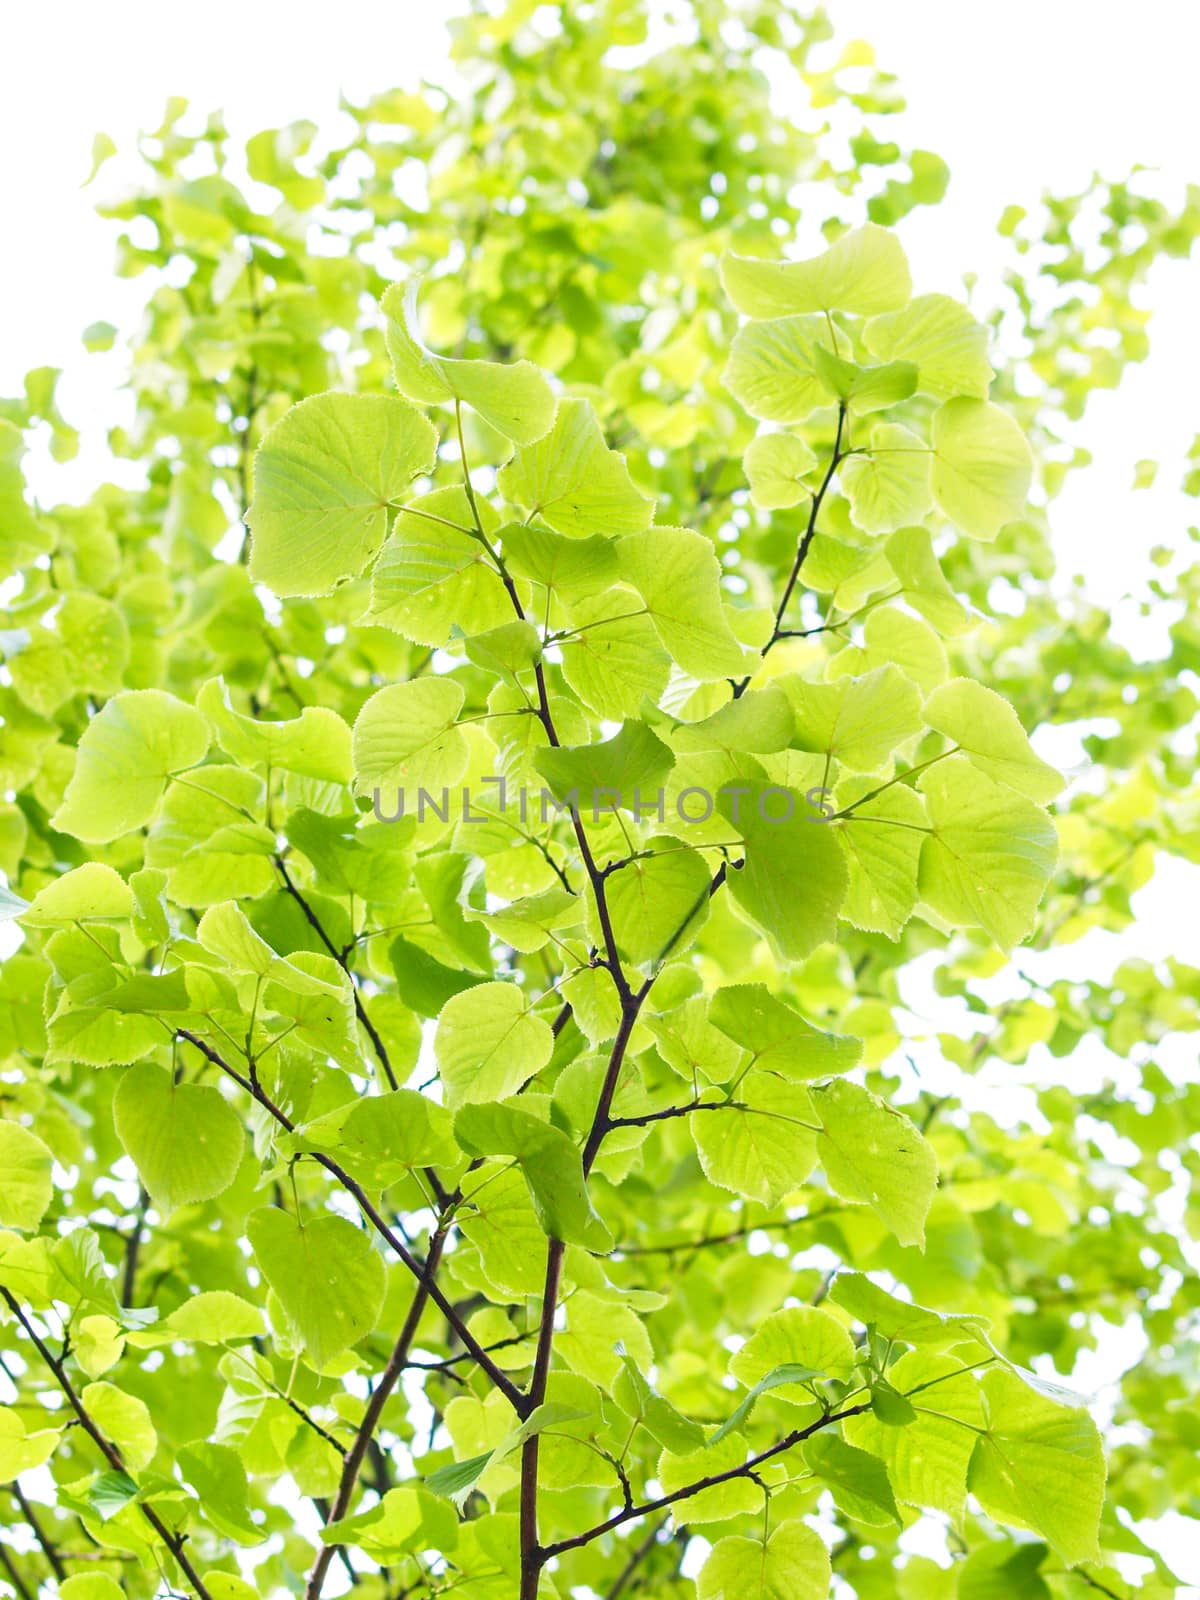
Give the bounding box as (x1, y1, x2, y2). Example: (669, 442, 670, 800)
(732, 403, 846, 699)
(603, 1515, 669, 1600)
(10, 1483, 66, 1582)
(0, 1542, 33, 1600)
(607, 1099, 733, 1132)
(305, 1226, 451, 1600)
(403, 1331, 533, 1373)
(174, 1030, 521, 1412)
(1, 1291, 214, 1600)
(614, 1207, 845, 1257)
(121, 1187, 150, 1307)
(458, 417, 745, 1598)
(541, 1403, 870, 1563)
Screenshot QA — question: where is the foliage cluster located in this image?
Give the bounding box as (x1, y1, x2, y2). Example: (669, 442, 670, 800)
(2, 4, 1199, 1600)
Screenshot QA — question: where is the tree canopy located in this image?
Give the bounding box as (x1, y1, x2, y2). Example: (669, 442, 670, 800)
(2, 3, 1199, 1599)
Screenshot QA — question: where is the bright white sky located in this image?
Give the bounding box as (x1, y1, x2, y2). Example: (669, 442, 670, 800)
(2, 0, 1200, 1584)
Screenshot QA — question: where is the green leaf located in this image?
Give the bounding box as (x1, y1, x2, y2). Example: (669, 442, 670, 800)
(82, 1381, 157, 1469)
(352, 677, 468, 800)
(130, 868, 169, 946)
(693, 1073, 819, 1207)
(657, 1434, 760, 1523)
(613, 1352, 706, 1454)
(20, 864, 134, 927)
(618, 525, 749, 680)
(831, 604, 948, 695)
(969, 1367, 1105, 1566)
(836, 777, 926, 939)
(709, 1364, 823, 1446)
(287, 1089, 458, 1188)
(454, 1101, 611, 1251)
(870, 1380, 918, 1427)
(424, 1452, 496, 1500)
(644, 996, 745, 1085)
(383, 278, 554, 444)
(829, 1273, 991, 1350)
(698, 1520, 831, 1600)
(669, 687, 795, 756)
(842, 423, 933, 534)
(323, 1484, 459, 1554)
(497, 398, 652, 538)
(845, 1352, 985, 1518)
(559, 591, 670, 719)
(247, 392, 438, 596)
(730, 1305, 856, 1392)
(743, 433, 817, 509)
(113, 1063, 245, 1216)
(923, 679, 1064, 803)
(84, 1470, 139, 1521)
(930, 397, 1033, 540)
(781, 664, 923, 774)
(918, 756, 1058, 949)
(0, 1406, 60, 1476)
(0, 1123, 54, 1232)
(261, 952, 359, 1069)
(810, 345, 918, 413)
(957, 1541, 1051, 1600)
(463, 619, 542, 681)
(59, 1576, 125, 1600)
(368, 488, 512, 647)
(390, 933, 486, 1018)
(811, 1077, 937, 1246)
(73, 1315, 125, 1378)
(52, 690, 210, 843)
(884, 525, 971, 635)
(156, 1290, 266, 1345)
(435, 982, 554, 1105)
(721, 224, 912, 317)
(709, 984, 862, 1080)
(500, 522, 619, 598)
(177, 1440, 259, 1543)
(722, 316, 830, 423)
(865, 293, 992, 399)
(197, 900, 346, 993)
(719, 781, 848, 960)
(0, 420, 54, 567)
(595, 833, 712, 966)
(802, 1432, 902, 1526)
(534, 720, 674, 812)
(198, 678, 353, 784)
(246, 1207, 386, 1368)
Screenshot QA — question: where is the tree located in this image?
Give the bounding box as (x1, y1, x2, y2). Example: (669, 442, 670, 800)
(2, 3, 1199, 1598)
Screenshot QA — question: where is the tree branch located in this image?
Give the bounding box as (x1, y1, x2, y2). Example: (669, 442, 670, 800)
(0, 1290, 214, 1600)
(732, 403, 846, 699)
(607, 1098, 734, 1132)
(120, 1187, 150, 1308)
(603, 1514, 669, 1600)
(0, 1542, 33, 1600)
(9, 1483, 66, 1582)
(305, 1225, 451, 1600)
(273, 853, 401, 1095)
(174, 1030, 522, 1412)
(541, 1402, 870, 1563)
